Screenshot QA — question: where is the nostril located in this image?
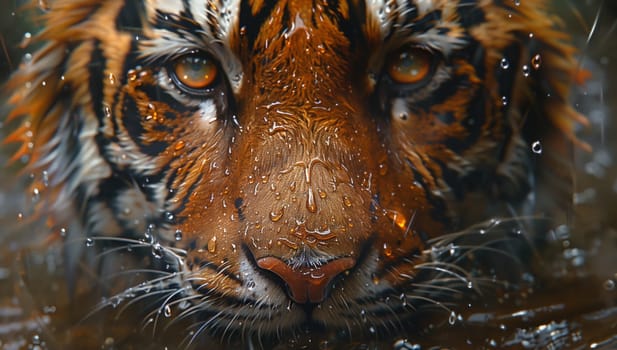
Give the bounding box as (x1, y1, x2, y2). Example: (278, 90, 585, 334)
(256, 256, 356, 304)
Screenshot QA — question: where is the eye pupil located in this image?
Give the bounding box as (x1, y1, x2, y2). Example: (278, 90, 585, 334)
(388, 48, 432, 84)
(173, 54, 218, 90)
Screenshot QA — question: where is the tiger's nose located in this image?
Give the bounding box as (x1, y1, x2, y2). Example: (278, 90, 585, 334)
(256, 256, 356, 304)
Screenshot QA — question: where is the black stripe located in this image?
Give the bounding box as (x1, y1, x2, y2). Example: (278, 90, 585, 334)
(239, 0, 279, 51)
(116, 1, 145, 33)
(456, 0, 486, 28)
(154, 9, 202, 36)
(89, 40, 106, 126)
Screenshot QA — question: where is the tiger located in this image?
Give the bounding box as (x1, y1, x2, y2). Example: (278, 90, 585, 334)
(3, 0, 590, 347)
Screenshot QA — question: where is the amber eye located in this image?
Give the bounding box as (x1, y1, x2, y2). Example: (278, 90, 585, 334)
(172, 54, 218, 90)
(387, 47, 433, 85)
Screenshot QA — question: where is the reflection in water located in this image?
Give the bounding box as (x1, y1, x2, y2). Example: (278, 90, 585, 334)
(1, 1, 617, 349)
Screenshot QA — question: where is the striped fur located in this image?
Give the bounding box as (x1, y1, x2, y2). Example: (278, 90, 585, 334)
(5, 0, 588, 341)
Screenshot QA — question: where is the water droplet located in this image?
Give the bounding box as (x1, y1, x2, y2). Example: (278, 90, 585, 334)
(22, 32, 32, 47)
(163, 304, 172, 317)
(85, 238, 95, 247)
(174, 230, 183, 241)
(448, 311, 457, 325)
(448, 243, 457, 256)
(317, 188, 327, 199)
(531, 54, 542, 69)
(500, 57, 510, 69)
(603, 279, 615, 291)
(399, 293, 408, 307)
(531, 140, 542, 154)
(246, 280, 256, 290)
(32, 187, 40, 202)
(269, 207, 285, 222)
(393, 339, 421, 350)
(23, 52, 33, 64)
(522, 64, 530, 77)
(208, 236, 217, 253)
(108, 72, 116, 85)
(501, 96, 508, 106)
(342, 195, 352, 207)
(514, 0, 521, 6)
(383, 243, 393, 258)
(306, 188, 317, 213)
(42, 170, 49, 187)
(378, 162, 388, 175)
(102, 104, 112, 118)
(127, 69, 137, 81)
(151, 243, 164, 258)
(174, 140, 185, 151)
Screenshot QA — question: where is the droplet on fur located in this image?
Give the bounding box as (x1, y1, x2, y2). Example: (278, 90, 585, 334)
(500, 57, 510, 69)
(127, 69, 137, 81)
(269, 207, 284, 222)
(151, 243, 164, 258)
(448, 311, 457, 325)
(108, 73, 116, 85)
(32, 187, 40, 202)
(42, 171, 49, 187)
(22, 32, 32, 47)
(393, 339, 420, 350)
(360, 309, 367, 323)
(174, 230, 183, 241)
(174, 140, 185, 151)
(102, 104, 111, 118)
(208, 236, 217, 253)
(317, 188, 327, 199)
(400, 293, 408, 307)
(163, 304, 172, 317)
(522, 64, 531, 77)
(85, 238, 94, 247)
(383, 243, 393, 258)
(531, 54, 542, 69)
(531, 141, 542, 154)
(342, 195, 352, 207)
(306, 188, 317, 213)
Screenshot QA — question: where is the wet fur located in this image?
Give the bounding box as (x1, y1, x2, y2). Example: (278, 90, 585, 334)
(3, 0, 589, 347)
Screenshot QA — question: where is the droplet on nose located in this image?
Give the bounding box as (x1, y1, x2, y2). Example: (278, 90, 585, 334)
(256, 256, 356, 303)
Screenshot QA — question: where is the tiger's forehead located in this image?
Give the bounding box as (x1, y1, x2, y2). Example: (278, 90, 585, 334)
(142, 0, 469, 92)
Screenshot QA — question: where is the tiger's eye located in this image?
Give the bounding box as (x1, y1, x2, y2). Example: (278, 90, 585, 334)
(387, 48, 432, 84)
(173, 55, 218, 89)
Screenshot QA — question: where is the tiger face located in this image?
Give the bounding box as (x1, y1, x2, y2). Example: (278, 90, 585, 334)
(6, 0, 587, 341)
